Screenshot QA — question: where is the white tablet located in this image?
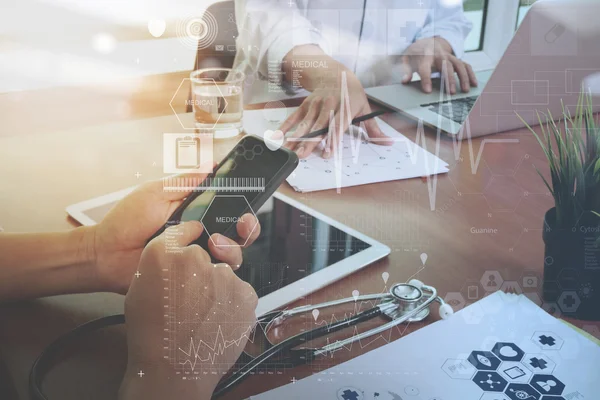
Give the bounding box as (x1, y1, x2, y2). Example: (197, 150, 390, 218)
(67, 189, 390, 316)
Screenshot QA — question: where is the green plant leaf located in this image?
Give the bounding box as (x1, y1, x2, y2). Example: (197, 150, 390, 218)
(518, 91, 599, 228)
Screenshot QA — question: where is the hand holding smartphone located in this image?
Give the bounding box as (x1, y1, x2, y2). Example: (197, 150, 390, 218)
(149, 135, 298, 249)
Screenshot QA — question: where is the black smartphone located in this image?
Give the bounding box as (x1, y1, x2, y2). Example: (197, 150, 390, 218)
(149, 135, 298, 248)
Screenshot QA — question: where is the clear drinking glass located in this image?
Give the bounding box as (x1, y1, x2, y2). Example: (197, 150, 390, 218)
(190, 68, 244, 139)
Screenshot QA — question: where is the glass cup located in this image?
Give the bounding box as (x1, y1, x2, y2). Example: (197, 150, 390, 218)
(190, 68, 244, 139)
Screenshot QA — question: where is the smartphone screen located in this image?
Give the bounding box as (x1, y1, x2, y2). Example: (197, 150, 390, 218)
(167, 136, 295, 242)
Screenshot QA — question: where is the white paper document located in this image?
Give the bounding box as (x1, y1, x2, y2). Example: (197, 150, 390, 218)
(251, 291, 600, 400)
(243, 108, 449, 193)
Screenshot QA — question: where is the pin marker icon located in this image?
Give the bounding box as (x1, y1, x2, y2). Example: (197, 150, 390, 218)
(352, 290, 360, 301)
(382, 272, 390, 284)
(420, 253, 428, 265)
(312, 309, 319, 321)
(148, 19, 166, 38)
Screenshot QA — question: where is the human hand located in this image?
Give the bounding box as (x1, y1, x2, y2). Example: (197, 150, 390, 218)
(280, 48, 393, 159)
(90, 175, 261, 294)
(399, 36, 477, 94)
(119, 221, 258, 400)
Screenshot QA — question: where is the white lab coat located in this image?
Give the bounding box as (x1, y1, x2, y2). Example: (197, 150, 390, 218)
(234, 0, 472, 103)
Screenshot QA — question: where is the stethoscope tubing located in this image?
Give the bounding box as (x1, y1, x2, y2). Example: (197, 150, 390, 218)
(315, 285, 439, 356)
(28, 283, 443, 400)
(213, 284, 440, 397)
(212, 303, 389, 397)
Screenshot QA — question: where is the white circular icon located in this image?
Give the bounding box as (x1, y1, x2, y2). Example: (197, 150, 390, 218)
(264, 129, 284, 151)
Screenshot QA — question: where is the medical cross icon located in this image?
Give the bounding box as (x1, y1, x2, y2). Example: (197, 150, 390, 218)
(562, 294, 576, 308)
(529, 357, 548, 370)
(341, 389, 361, 400)
(539, 335, 556, 347)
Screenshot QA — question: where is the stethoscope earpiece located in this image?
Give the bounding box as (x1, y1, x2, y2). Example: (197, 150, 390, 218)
(439, 303, 454, 320)
(407, 278, 425, 290)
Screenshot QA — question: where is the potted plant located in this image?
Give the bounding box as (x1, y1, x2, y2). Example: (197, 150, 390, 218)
(519, 91, 600, 320)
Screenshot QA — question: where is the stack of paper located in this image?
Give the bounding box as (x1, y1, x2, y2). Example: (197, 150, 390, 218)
(243, 108, 449, 193)
(251, 291, 600, 399)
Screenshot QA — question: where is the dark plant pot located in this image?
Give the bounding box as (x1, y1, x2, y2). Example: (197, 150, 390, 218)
(542, 207, 600, 320)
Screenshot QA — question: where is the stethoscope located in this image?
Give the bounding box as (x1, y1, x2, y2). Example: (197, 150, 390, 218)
(29, 279, 452, 399)
(212, 279, 453, 397)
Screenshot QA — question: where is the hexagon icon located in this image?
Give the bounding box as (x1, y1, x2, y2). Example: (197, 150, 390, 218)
(444, 292, 466, 311)
(468, 351, 501, 371)
(481, 393, 510, 400)
(481, 270, 505, 292)
(473, 371, 508, 392)
(505, 383, 541, 400)
(557, 291, 581, 314)
(442, 358, 476, 380)
(498, 361, 532, 384)
(461, 279, 484, 302)
(530, 375, 565, 396)
(492, 342, 525, 362)
(522, 273, 539, 289)
(500, 281, 523, 295)
(522, 353, 556, 374)
(171, 77, 228, 130)
(234, 139, 266, 161)
(557, 268, 579, 291)
(532, 332, 564, 350)
(200, 195, 258, 247)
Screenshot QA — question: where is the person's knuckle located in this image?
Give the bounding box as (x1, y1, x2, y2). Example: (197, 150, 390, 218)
(144, 237, 165, 259)
(298, 120, 309, 130)
(228, 247, 243, 263)
(214, 262, 234, 275)
(244, 283, 259, 307)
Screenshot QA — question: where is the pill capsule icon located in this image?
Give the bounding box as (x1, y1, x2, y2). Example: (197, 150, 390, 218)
(545, 23, 565, 43)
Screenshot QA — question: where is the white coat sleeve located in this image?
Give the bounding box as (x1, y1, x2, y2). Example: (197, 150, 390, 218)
(234, 0, 328, 82)
(414, 0, 473, 59)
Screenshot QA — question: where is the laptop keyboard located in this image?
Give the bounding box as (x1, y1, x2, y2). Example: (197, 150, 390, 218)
(421, 95, 478, 124)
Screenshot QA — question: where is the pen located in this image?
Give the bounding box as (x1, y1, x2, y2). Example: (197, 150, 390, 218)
(296, 109, 387, 140)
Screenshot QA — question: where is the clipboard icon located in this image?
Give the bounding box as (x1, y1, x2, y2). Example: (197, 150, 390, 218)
(176, 136, 201, 169)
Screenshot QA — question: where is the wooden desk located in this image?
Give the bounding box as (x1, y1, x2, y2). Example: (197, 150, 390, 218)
(0, 108, 598, 400)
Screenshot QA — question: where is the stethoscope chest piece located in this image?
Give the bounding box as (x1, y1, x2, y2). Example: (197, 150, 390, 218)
(387, 283, 430, 322)
(390, 283, 422, 301)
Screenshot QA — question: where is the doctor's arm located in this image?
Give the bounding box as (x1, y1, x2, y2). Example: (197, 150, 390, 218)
(235, 0, 392, 158)
(0, 177, 260, 302)
(399, 0, 477, 94)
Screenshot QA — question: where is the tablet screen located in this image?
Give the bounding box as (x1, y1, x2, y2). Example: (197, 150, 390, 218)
(238, 197, 371, 297)
(76, 195, 372, 298)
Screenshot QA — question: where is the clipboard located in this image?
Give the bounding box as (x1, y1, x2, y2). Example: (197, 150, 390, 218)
(176, 136, 201, 169)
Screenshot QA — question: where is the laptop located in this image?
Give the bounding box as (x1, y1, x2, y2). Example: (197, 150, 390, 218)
(365, 0, 600, 138)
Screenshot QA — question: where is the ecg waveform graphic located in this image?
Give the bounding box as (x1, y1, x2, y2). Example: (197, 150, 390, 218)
(291, 65, 518, 210)
(309, 290, 413, 351)
(166, 276, 417, 373)
(177, 325, 255, 370)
